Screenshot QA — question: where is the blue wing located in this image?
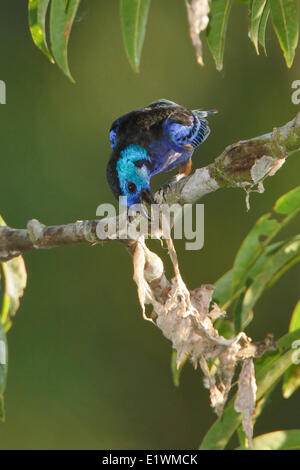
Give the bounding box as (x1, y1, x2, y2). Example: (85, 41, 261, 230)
(109, 120, 120, 149)
(163, 110, 214, 150)
(109, 100, 177, 149)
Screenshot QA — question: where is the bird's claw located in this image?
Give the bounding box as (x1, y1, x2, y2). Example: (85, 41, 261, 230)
(159, 173, 185, 200)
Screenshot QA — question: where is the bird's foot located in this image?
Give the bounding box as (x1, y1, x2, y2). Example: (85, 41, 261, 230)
(161, 160, 191, 195)
(159, 173, 185, 198)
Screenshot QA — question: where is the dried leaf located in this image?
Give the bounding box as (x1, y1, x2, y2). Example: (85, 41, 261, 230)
(185, 0, 210, 66)
(234, 358, 257, 449)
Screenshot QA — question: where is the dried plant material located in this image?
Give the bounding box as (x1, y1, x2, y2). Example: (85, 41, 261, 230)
(185, 0, 210, 66)
(27, 219, 46, 246)
(132, 235, 273, 428)
(132, 237, 164, 321)
(251, 155, 277, 184)
(165, 237, 195, 315)
(133, 238, 148, 315)
(209, 302, 226, 321)
(234, 358, 257, 449)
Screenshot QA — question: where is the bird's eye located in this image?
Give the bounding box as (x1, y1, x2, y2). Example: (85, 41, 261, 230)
(127, 182, 137, 193)
(134, 159, 151, 170)
(134, 160, 144, 168)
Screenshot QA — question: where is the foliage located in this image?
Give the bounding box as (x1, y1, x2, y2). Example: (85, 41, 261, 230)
(29, 0, 80, 81)
(282, 300, 300, 399)
(171, 186, 300, 449)
(237, 429, 300, 450)
(28, 0, 299, 81)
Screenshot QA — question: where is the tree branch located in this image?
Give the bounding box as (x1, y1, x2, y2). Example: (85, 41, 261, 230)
(1, 113, 299, 261)
(156, 112, 300, 204)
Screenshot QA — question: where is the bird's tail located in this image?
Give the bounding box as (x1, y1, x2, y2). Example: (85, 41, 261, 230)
(193, 109, 218, 118)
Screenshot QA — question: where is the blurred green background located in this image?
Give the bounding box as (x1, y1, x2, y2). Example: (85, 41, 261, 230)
(0, 0, 299, 450)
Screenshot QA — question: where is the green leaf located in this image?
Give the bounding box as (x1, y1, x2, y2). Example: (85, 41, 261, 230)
(212, 268, 233, 308)
(28, 0, 54, 63)
(236, 425, 247, 448)
(249, 0, 267, 54)
(232, 241, 283, 331)
(231, 186, 300, 298)
(206, 0, 232, 71)
(0, 216, 27, 421)
(270, 0, 299, 68)
(238, 430, 300, 450)
(283, 363, 300, 399)
(214, 318, 235, 339)
(200, 403, 241, 450)
(258, 1, 270, 54)
(0, 216, 27, 333)
(289, 299, 300, 332)
(50, 0, 80, 82)
(199, 329, 300, 450)
(231, 213, 279, 295)
(235, 235, 300, 331)
(1, 258, 27, 333)
(282, 299, 300, 398)
(120, 0, 151, 72)
(274, 185, 300, 215)
(0, 319, 7, 421)
(253, 381, 278, 424)
(214, 187, 300, 334)
(171, 350, 188, 387)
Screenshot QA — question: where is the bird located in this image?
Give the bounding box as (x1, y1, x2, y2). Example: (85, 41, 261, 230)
(106, 99, 217, 208)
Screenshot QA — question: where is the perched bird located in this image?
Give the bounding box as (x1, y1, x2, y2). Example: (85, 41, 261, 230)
(106, 99, 216, 207)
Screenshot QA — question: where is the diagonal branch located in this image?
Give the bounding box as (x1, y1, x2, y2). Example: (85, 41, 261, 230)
(156, 112, 300, 204)
(0, 112, 299, 262)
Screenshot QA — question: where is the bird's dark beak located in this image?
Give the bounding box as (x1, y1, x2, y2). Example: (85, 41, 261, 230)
(140, 189, 155, 205)
(140, 189, 155, 221)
